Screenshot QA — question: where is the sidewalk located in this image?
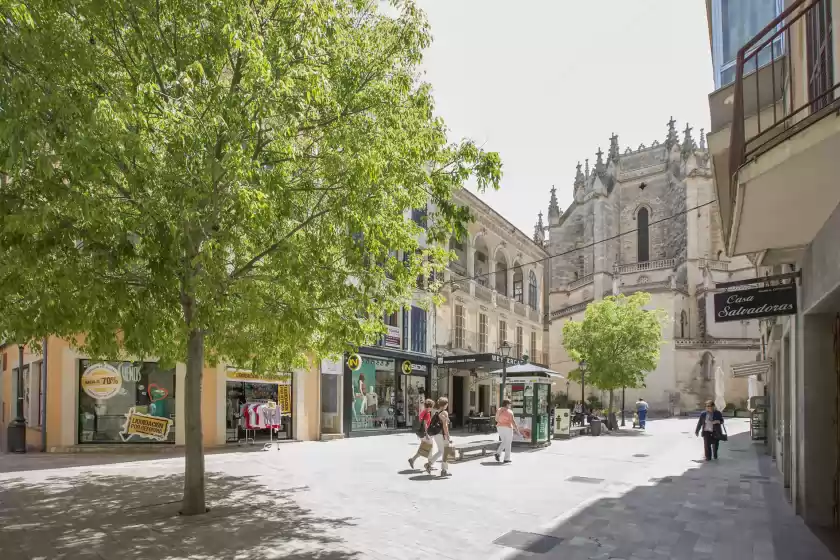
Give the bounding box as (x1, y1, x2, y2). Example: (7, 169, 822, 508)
(0, 419, 836, 559)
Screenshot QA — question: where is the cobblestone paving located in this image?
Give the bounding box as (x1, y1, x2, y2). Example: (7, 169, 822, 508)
(0, 418, 835, 559)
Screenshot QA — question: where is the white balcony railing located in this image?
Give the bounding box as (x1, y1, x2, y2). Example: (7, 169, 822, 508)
(514, 301, 528, 318)
(614, 258, 676, 275)
(496, 293, 511, 309)
(474, 282, 493, 303)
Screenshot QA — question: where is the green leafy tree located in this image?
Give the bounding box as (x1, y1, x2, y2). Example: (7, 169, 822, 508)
(0, 0, 501, 514)
(561, 293, 665, 418)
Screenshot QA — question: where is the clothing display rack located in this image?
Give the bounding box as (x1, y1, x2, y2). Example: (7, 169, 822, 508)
(238, 398, 270, 446)
(262, 400, 282, 451)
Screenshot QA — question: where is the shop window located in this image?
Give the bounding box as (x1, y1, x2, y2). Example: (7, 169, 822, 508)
(78, 360, 176, 444)
(351, 355, 397, 432)
(226, 372, 294, 442)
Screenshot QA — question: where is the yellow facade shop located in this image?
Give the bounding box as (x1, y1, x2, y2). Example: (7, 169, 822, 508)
(0, 337, 321, 452)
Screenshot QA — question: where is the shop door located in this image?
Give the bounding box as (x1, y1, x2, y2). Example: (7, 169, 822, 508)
(452, 376, 465, 428)
(479, 385, 489, 415)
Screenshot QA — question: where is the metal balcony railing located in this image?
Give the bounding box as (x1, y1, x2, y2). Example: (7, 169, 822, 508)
(730, 0, 837, 208)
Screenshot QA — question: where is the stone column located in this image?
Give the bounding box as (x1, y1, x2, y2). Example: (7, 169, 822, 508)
(467, 241, 475, 278)
(506, 265, 515, 299)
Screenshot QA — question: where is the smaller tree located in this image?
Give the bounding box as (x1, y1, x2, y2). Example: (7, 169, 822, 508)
(562, 293, 665, 419)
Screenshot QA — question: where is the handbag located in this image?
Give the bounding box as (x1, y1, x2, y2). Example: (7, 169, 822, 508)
(716, 425, 728, 442)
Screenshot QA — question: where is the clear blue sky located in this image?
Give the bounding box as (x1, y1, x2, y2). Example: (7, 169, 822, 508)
(414, 0, 715, 235)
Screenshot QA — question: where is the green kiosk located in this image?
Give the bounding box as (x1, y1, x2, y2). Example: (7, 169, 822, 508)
(506, 375, 553, 447)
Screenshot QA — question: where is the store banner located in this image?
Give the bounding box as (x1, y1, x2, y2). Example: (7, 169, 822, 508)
(226, 368, 292, 384)
(120, 408, 173, 442)
(713, 284, 797, 323)
(385, 325, 401, 348)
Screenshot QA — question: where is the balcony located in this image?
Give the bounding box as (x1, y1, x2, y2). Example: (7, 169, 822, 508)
(496, 292, 511, 310)
(698, 258, 729, 271)
(474, 281, 493, 303)
(514, 301, 528, 318)
(727, 0, 840, 264)
(568, 274, 593, 291)
(614, 258, 676, 275)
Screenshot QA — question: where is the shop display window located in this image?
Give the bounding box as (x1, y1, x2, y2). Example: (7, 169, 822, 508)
(351, 356, 396, 431)
(78, 360, 176, 444)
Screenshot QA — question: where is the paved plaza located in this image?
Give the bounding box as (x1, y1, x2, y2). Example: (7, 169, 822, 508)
(0, 418, 836, 559)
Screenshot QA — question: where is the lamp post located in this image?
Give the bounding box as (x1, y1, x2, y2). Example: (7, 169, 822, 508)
(498, 342, 512, 408)
(578, 360, 587, 412)
(7, 344, 27, 453)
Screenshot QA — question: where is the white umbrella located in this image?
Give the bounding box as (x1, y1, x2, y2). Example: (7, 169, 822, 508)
(489, 363, 565, 378)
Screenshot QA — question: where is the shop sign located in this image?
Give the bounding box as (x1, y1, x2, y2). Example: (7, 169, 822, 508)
(81, 363, 123, 400)
(321, 359, 342, 375)
(410, 363, 428, 374)
(713, 284, 797, 323)
(120, 408, 173, 442)
(401, 360, 413, 375)
(385, 325, 401, 348)
(347, 353, 362, 371)
(226, 368, 292, 384)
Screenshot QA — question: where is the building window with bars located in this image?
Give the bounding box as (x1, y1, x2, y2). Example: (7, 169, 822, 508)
(479, 314, 488, 353)
(516, 326, 524, 359)
(455, 304, 466, 349)
(530, 332, 538, 364)
(498, 320, 507, 350)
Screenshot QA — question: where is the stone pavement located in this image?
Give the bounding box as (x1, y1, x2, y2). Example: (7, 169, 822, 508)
(0, 418, 835, 560)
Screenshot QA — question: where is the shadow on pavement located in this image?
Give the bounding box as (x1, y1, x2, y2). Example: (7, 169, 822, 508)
(495, 432, 837, 560)
(0, 472, 358, 559)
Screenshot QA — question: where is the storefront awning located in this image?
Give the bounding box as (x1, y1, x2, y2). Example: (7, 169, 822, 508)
(731, 359, 773, 378)
(436, 353, 524, 371)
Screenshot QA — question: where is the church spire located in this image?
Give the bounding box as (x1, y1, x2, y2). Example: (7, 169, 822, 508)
(584, 158, 590, 181)
(533, 212, 545, 245)
(681, 122, 695, 157)
(665, 116, 678, 149)
(595, 147, 605, 174)
(548, 185, 561, 225)
(574, 162, 584, 188)
(699, 128, 706, 150)
(608, 133, 619, 163)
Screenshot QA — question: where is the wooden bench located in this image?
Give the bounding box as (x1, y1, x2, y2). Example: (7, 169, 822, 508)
(451, 439, 499, 461)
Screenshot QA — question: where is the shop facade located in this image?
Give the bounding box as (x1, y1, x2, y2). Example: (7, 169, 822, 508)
(2, 337, 322, 452)
(342, 345, 432, 437)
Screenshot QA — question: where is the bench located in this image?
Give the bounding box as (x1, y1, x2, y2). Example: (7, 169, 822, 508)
(569, 425, 591, 437)
(451, 439, 499, 461)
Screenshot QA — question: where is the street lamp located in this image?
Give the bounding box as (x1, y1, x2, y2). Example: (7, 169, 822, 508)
(578, 360, 587, 412)
(621, 386, 626, 427)
(7, 344, 27, 453)
(498, 342, 512, 408)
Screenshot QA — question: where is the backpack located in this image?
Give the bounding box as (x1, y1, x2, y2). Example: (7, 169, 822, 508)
(427, 411, 443, 436)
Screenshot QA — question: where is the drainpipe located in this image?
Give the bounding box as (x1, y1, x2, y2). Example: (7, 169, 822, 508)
(40, 338, 47, 452)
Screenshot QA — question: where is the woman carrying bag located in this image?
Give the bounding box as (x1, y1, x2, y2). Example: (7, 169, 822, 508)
(408, 399, 436, 469)
(695, 400, 726, 460)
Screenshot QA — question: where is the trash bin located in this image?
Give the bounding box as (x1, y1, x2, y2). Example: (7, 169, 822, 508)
(590, 418, 602, 436)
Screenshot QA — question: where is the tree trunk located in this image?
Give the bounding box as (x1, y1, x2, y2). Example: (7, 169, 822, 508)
(608, 389, 615, 430)
(181, 327, 207, 515)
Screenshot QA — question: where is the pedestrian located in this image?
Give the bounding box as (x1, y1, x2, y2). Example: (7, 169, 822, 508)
(424, 397, 452, 477)
(635, 397, 649, 429)
(408, 399, 436, 469)
(695, 400, 725, 460)
(494, 398, 519, 464)
(572, 401, 584, 426)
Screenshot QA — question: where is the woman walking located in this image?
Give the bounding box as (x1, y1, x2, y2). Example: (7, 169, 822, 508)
(495, 399, 519, 463)
(425, 397, 452, 477)
(695, 400, 725, 460)
(408, 399, 436, 469)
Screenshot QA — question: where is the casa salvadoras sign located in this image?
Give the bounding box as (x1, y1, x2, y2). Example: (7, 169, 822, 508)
(713, 284, 797, 323)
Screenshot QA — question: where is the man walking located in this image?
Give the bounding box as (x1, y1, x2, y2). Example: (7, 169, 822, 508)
(635, 397, 649, 429)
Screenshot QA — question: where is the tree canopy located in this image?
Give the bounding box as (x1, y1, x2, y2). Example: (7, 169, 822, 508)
(0, 0, 501, 513)
(562, 293, 666, 404)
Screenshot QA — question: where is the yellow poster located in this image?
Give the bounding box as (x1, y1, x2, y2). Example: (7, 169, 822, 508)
(81, 363, 123, 400)
(120, 408, 173, 442)
(225, 368, 292, 384)
(278, 385, 292, 415)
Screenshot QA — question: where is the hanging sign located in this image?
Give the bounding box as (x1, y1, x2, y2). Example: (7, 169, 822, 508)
(347, 353, 362, 371)
(119, 408, 173, 442)
(713, 284, 797, 323)
(277, 385, 292, 415)
(401, 360, 413, 375)
(385, 325, 401, 348)
(226, 368, 291, 384)
(81, 363, 123, 400)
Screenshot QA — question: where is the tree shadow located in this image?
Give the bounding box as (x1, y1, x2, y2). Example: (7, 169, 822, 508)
(494, 432, 837, 559)
(0, 472, 358, 559)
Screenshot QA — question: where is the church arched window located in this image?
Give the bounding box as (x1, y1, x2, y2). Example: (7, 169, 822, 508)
(528, 270, 538, 310)
(637, 207, 650, 262)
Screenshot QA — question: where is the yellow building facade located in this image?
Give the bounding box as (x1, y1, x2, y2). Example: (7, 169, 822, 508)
(1, 337, 322, 452)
